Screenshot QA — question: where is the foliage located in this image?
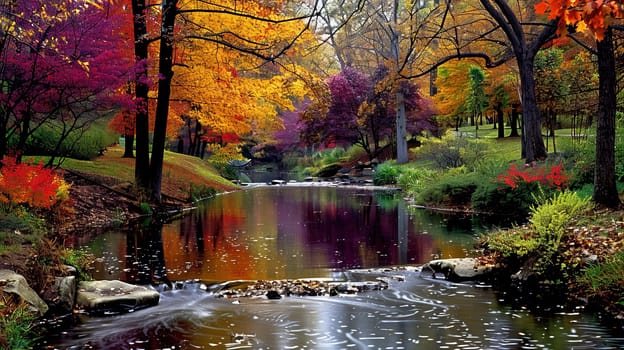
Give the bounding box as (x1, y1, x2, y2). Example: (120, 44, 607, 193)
(139, 202, 152, 215)
(529, 190, 592, 249)
(414, 131, 490, 170)
(488, 190, 592, 282)
(26, 119, 119, 161)
(312, 148, 348, 167)
(0, 303, 38, 350)
(557, 138, 595, 189)
(61, 248, 93, 281)
(496, 163, 569, 190)
(0, 207, 46, 255)
(472, 162, 570, 216)
(397, 167, 438, 197)
(373, 162, 401, 185)
(577, 252, 624, 307)
(209, 161, 239, 181)
(535, 0, 624, 41)
(416, 170, 479, 207)
(0, 0, 134, 162)
(0, 158, 71, 212)
(187, 184, 217, 202)
(300, 66, 436, 159)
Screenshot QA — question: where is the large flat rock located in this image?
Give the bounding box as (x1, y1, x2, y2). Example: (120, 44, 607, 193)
(421, 258, 494, 282)
(76, 280, 159, 315)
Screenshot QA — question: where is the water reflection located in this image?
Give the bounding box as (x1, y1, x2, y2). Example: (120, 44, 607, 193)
(87, 186, 480, 283)
(46, 186, 624, 349)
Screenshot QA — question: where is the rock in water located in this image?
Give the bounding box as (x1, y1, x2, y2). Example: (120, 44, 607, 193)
(76, 280, 160, 315)
(421, 258, 494, 282)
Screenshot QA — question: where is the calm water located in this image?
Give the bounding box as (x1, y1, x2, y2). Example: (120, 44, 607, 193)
(43, 186, 624, 349)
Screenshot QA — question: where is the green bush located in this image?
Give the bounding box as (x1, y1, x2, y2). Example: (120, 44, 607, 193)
(373, 162, 401, 185)
(529, 190, 591, 248)
(397, 167, 438, 197)
(557, 139, 595, 189)
(210, 161, 238, 180)
(488, 190, 592, 282)
(61, 248, 93, 281)
(414, 131, 490, 170)
(188, 184, 217, 202)
(312, 147, 347, 167)
(26, 120, 118, 160)
(471, 179, 539, 217)
(416, 170, 479, 206)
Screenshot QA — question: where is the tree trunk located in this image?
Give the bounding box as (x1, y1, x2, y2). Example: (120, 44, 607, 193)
(518, 57, 546, 163)
(395, 91, 408, 164)
(123, 134, 134, 158)
(593, 27, 620, 208)
(149, 0, 177, 203)
(509, 104, 520, 137)
(132, 0, 150, 195)
(496, 104, 504, 138)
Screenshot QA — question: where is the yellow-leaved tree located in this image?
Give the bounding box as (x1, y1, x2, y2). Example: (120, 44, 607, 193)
(169, 0, 317, 161)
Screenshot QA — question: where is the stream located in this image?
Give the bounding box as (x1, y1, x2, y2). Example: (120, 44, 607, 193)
(41, 186, 624, 349)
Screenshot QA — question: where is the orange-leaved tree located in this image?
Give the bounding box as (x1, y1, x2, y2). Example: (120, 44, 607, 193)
(535, 0, 623, 208)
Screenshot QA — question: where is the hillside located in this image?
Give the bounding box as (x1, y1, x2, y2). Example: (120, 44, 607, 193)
(57, 145, 239, 233)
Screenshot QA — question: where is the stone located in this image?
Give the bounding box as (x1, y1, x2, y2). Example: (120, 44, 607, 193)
(76, 280, 160, 315)
(421, 258, 493, 282)
(266, 290, 281, 299)
(0, 269, 49, 316)
(53, 275, 76, 312)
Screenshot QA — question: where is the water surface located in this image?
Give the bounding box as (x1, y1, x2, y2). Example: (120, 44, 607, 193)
(44, 186, 624, 349)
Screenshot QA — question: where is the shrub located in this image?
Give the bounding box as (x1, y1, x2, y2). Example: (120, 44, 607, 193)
(373, 162, 401, 185)
(416, 170, 479, 206)
(26, 120, 118, 160)
(397, 167, 437, 197)
(0, 158, 72, 212)
(557, 138, 594, 189)
(414, 131, 490, 170)
(488, 190, 592, 283)
(473, 162, 570, 217)
(312, 147, 347, 167)
(188, 184, 217, 202)
(210, 161, 238, 180)
(61, 248, 94, 280)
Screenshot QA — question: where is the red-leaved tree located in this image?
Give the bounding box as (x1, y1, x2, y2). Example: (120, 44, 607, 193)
(0, 0, 134, 165)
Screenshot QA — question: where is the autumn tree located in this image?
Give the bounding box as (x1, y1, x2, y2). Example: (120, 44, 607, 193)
(314, 0, 443, 164)
(535, 0, 623, 208)
(0, 0, 133, 165)
(300, 66, 435, 160)
(130, 0, 328, 203)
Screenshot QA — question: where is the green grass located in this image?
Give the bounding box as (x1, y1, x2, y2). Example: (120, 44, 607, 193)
(0, 304, 39, 350)
(58, 145, 238, 193)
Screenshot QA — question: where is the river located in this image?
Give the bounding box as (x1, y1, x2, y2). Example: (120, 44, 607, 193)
(41, 185, 624, 349)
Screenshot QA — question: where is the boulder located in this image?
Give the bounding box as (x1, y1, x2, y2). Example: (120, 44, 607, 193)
(76, 280, 160, 315)
(421, 258, 493, 282)
(0, 269, 49, 316)
(52, 275, 77, 312)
